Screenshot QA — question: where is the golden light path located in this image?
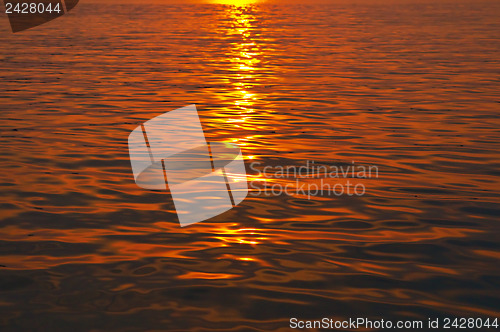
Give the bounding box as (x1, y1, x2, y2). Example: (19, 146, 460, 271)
(207, 0, 262, 5)
(225, 5, 264, 150)
(210, 4, 271, 246)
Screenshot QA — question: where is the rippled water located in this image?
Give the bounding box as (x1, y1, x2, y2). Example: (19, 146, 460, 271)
(0, 1, 499, 330)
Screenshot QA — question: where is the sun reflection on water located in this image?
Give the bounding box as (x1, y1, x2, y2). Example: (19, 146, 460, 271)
(207, 0, 262, 6)
(206, 4, 274, 155)
(0, 1, 498, 323)
(207, 6, 275, 248)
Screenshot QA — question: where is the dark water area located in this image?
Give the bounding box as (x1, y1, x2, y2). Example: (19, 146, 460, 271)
(0, 1, 499, 330)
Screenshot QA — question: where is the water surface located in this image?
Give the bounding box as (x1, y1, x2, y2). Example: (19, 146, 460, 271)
(0, 1, 499, 330)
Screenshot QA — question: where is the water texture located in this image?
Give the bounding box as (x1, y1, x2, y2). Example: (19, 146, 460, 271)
(0, 1, 499, 331)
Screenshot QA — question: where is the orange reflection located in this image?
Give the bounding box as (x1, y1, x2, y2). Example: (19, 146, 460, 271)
(206, 0, 261, 5)
(0, 3, 497, 325)
(177, 272, 241, 279)
(205, 4, 275, 161)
